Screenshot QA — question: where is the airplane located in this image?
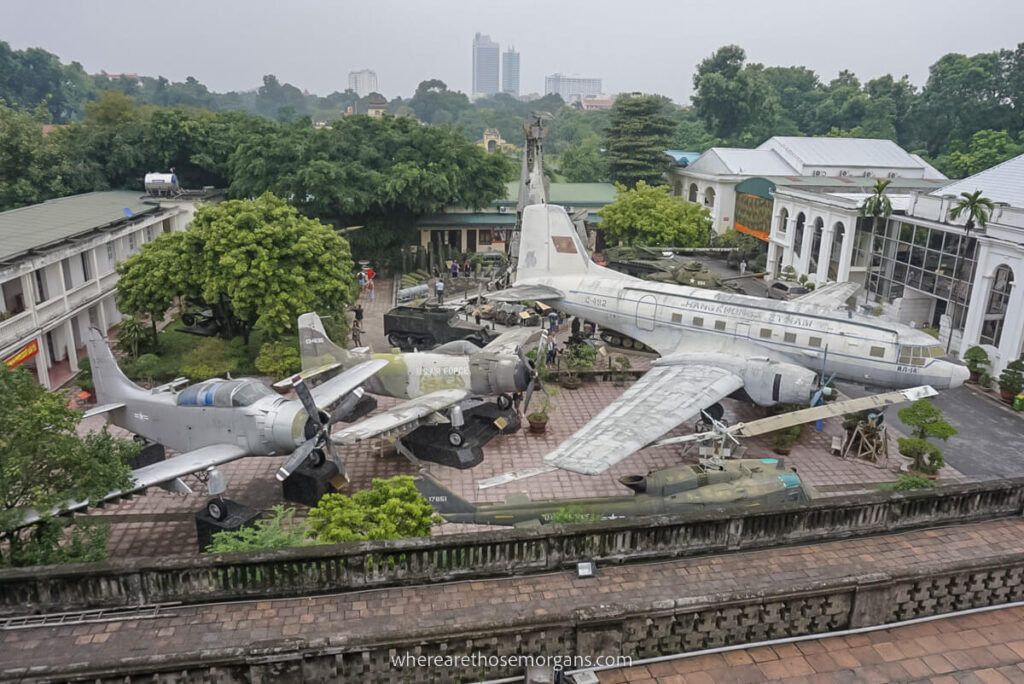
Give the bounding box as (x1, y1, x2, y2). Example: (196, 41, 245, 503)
(484, 202, 969, 481)
(18, 328, 385, 526)
(292, 312, 539, 461)
(429, 385, 936, 526)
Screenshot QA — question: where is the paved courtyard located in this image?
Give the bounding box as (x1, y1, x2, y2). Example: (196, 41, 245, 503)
(75, 277, 969, 559)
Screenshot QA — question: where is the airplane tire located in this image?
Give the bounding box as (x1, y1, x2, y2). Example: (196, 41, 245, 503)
(448, 429, 465, 447)
(387, 333, 403, 347)
(497, 393, 513, 411)
(181, 313, 196, 327)
(206, 499, 228, 522)
(622, 338, 634, 349)
(307, 449, 326, 468)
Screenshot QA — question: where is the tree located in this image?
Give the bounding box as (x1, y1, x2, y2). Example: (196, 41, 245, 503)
(118, 193, 358, 341)
(254, 341, 302, 379)
(604, 94, 675, 187)
(557, 137, 608, 182)
(600, 181, 712, 246)
(0, 365, 137, 566)
(897, 399, 957, 475)
(692, 46, 779, 141)
(937, 130, 1024, 178)
(858, 179, 893, 305)
(0, 102, 65, 211)
(948, 190, 995, 289)
(207, 506, 310, 553)
(306, 476, 437, 543)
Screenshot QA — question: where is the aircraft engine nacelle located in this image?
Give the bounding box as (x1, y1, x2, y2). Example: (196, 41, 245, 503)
(468, 352, 532, 396)
(261, 399, 314, 453)
(734, 358, 818, 406)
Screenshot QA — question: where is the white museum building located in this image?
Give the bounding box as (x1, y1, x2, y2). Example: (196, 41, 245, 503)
(0, 190, 217, 389)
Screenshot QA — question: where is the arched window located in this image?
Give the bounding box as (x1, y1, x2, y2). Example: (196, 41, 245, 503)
(809, 217, 824, 272)
(487, 139, 497, 153)
(688, 183, 698, 202)
(704, 187, 716, 209)
(980, 265, 1014, 347)
(829, 222, 845, 280)
(793, 212, 806, 258)
(777, 208, 789, 235)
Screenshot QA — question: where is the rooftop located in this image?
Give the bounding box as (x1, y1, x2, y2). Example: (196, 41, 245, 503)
(0, 191, 160, 264)
(499, 181, 617, 205)
(688, 148, 798, 176)
(762, 136, 940, 173)
(933, 152, 1024, 209)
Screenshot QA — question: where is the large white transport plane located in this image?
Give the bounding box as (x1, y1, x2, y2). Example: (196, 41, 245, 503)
(490, 204, 969, 478)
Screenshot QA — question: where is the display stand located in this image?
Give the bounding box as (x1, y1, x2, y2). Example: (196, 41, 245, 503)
(281, 461, 344, 507)
(194, 500, 261, 552)
(400, 400, 520, 469)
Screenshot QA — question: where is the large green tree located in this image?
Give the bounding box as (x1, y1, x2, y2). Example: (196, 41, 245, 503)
(0, 102, 65, 210)
(599, 181, 712, 246)
(0, 366, 137, 566)
(936, 130, 1024, 178)
(117, 193, 357, 340)
(692, 46, 779, 142)
(604, 94, 675, 187)
(557, 137, 608, 183)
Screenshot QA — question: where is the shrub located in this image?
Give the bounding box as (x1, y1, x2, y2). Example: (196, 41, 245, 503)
(897, 400, 957, 442)
(772, 424, 803, 453)
(998, 357, 1024, 396)
(255, 341, 301, 380)
(897, 437, 944, 475)
(963, 346, 990, 377)
(130, 354, 162, 384)
(76, 358, 94, 393)
(306, 476, 437, 543)
(206, 506, 310, 553)
(878, 475, 936, 491)
(181, 337, 239, 380)
(116, 316, 146, 358)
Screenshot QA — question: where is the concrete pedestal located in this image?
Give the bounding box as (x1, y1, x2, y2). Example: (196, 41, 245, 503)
(129, 441, 166, 470)
(401, 400, 520, 469)
(194, 500, 261, 552)
(282, 461, 343, 507)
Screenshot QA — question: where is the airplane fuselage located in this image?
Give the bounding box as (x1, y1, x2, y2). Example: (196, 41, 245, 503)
(527, 269, 968, 395)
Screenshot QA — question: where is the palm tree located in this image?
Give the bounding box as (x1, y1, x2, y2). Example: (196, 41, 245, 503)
(858, 179, 893, 306)
(946, 191, 995, 349)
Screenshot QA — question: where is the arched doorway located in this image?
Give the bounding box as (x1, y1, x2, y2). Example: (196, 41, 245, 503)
(980, 265, 1014, 347)
(688, 183, 698, 202)
(829, 222, 845, 280)
(793, 213, 806, 259)
(487, 139, 497, 153)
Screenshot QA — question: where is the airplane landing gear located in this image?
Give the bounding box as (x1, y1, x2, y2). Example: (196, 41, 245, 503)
(206, 498, 228, 522)
(703, 403, 725, 422)
(496, 393, 513, 411)
(448, 429, 465, 447)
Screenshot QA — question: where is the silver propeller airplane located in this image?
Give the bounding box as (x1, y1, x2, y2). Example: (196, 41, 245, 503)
(20, 328, 386, 525)
(294, 312, 538, 455)
(485, 203, 969, 481)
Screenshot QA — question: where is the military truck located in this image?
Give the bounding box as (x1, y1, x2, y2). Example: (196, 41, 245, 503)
(383, 304, 499, 350)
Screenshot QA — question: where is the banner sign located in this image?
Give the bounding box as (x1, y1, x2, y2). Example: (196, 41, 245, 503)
(4, 339, 39, 368)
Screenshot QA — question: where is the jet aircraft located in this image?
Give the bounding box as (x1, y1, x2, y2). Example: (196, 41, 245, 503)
(20, 328, 385, 525)
(486, 203, 969, 479)
(292, 313, 538, 466)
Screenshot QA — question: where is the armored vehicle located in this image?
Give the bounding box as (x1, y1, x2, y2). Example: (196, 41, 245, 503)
(383, 304, 499, 350)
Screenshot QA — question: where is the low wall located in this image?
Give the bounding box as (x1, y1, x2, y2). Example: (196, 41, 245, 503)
(2, 478, 1022, 617)
(9, 552, 1024, 682)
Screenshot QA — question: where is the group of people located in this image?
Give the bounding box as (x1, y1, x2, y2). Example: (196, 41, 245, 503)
(356, 266, 376, 301)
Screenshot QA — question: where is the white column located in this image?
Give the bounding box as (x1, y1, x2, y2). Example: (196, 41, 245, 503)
(798, 224, 815, 276)
(838, 228, 854, 282)
(961, 274, 991, 353)
(815, 227, 835, 283)
(36, 333, 51, 390)
(997, 277, 1024, 365)
(63, 318, 79, 373)
(766, 243, 779, 278)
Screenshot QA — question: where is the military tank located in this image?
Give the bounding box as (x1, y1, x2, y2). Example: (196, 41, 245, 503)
(383, 304, 499, 350)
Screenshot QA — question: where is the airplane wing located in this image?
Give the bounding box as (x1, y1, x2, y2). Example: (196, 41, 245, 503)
(544, 364, 744, 475)
(486, 284, 565, 302)
(792, 281, 860, 308)
(309, 359, 387, 410)
(81, 402, 126, 419)
(16, 443, 250, 528)
(331, 389, 471, 445)
(480, 326, 540, 355)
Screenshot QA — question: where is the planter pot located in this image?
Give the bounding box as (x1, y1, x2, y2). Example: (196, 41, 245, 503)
(969, 371, 980, 383)
(1000, 389, 1016, 404)
(527, 416, 548, 434)
(560, 377, 582, 390)
(772, 446, 792, 456)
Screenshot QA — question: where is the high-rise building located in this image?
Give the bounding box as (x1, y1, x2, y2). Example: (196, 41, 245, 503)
(472, 33, 500, 98)
(544, 73, 603, 103)
(348, 69, 379, 97)
(502, 47, 520, 96)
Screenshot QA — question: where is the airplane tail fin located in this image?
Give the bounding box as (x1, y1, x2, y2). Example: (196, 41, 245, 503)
(298, 312, 350, 371)
(414, 470, 477, 519)
(515, 204, 594, 282)
(86, 328, 145, 404)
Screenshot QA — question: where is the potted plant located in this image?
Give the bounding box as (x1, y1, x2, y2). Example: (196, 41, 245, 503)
(561, 343, 597, 389)
(963, 346, 990, 384)
(896, 399, 956, 476)
(525, 392, 552, 434)
(610, 354, 631, 387)
(998, 358, 1024, 404)
(771, 424, 802, 456)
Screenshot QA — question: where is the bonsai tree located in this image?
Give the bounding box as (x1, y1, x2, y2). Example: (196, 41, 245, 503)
(526, 391, 553, 433)
(963, 346, 990, 383)
(780, 265, 798, 282)
(897, 399, 956, 475)
(772, 424, 802, 455)
(562, 343, 597, 388)
(998, 357, 1024, 403)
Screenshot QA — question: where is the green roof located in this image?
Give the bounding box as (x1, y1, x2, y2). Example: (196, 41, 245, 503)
(418, 214, 517, 226)
(0, 191, 158, 263)
(498, 182, 617, 205)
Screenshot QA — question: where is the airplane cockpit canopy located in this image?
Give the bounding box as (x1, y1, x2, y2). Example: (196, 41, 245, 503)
(897, 344, 946, 366)
(176, 379, 275, 408)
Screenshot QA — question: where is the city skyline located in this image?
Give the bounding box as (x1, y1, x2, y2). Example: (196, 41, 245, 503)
(3, 0, 1024, 103)
(471, 32, 500, 98)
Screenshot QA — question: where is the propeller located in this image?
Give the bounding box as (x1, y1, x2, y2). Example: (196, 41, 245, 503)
(810, 345, 837, 431)
(276, 374, 348, 482)
(521, 330, 550, 414)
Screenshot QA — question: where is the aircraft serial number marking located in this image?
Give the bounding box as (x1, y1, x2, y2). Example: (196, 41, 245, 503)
(420, 367, 469, 377)
(897, 366, 920, 374)
(584, 295, 608, 308)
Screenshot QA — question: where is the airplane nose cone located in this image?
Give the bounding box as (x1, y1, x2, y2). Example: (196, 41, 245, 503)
(950, 361, 970, 389)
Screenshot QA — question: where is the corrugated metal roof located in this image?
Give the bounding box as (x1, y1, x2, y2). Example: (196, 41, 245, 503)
(694, 148, 797, 176)
(664, 149, 701, 165)
(762, 136, 928, 170)
(761, 175, 947, 190)
(0, 191, 157, 263)
(499, 182, 617, 205)
(933, 153, 1024, 209)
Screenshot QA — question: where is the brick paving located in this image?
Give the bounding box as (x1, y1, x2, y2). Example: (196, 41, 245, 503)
(74, 276, 967, 558)
(3, 518, 1024, 675)
(599, 605, 1024, 683)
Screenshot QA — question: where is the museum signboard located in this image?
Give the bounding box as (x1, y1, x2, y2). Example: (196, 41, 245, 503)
(4, 338, 39, 368)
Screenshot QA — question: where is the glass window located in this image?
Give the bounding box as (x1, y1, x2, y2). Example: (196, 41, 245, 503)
(808, 336, 822, 348)
(106, 242, 116, 263)
(980, 265, 1014, 346)
(784, 332, 797, 343)
(692, 317, 703, 327)
(760, 328, 772, 339)
(714, 320, 726, 331)
(81, 252, 92, 280)
(671, 312, 682, 323)
(478, 230, 492, 245)
(128, 233, 138, 252)
(870, 346, 885, 358)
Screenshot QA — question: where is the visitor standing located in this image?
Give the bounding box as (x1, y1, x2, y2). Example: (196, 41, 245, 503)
(435, 278, 445, 304)
(740, 259, 747, 276)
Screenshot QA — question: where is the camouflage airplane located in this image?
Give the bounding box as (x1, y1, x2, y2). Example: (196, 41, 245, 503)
(292, 313, 538, 468)
(18, 328, 385, 526)
(416, 458, 810, 527)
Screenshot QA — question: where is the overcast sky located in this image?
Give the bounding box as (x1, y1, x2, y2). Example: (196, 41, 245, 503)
(4, 0, 1023, 102)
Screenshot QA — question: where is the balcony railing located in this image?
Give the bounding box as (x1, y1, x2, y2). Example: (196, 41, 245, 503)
(0, 310, 36, 350)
